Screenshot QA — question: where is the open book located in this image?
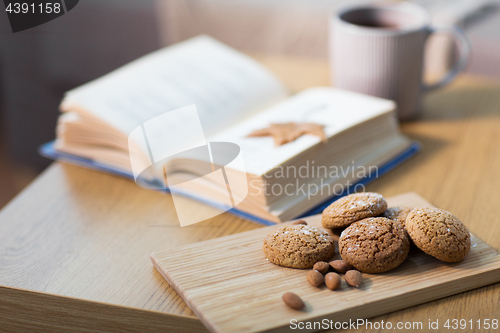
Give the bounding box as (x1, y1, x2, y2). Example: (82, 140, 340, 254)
(42, 35, 419, 224)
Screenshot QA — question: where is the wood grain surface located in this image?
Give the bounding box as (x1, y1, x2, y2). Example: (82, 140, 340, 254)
(0, 286, 205, 333)
(0, 56, 499, 332)
(151, 193, 500, 333)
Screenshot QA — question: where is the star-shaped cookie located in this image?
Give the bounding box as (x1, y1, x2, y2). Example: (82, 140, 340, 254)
(247, 122, 327, 146)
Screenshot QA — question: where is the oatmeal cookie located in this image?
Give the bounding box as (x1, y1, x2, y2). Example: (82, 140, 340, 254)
(405, 207, 470, 262)
(322, 192, 388, 228)
(381, 206, 413, 227)
(338, 217, 410, 273)
(263, 225, 335, 268)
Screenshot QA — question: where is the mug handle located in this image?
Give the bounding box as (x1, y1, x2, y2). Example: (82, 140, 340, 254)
(422, 25, 471, 91)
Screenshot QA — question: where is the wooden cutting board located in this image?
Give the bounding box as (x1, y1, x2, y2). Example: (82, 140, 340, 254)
(151, 192, 500, 333)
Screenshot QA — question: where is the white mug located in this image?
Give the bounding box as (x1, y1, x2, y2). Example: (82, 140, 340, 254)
(330, 2, 470, 119)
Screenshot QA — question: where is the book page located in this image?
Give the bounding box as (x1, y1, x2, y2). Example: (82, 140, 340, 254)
(61, 35, 288, 139)
(210, 87, 396, 176)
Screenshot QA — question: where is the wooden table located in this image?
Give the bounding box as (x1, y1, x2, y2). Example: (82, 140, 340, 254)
(1, 56, 499, 332)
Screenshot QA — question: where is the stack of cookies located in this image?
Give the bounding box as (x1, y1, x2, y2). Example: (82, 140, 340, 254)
(263, 192, 471, 310)
(263, 192, 471, 274)
(322, 192, 471, 273)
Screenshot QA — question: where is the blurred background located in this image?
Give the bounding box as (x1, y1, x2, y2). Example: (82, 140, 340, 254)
(0, 0, 499, 208)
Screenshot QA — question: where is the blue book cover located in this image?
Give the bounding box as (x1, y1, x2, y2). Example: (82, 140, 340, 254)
(40, 141, 420, 226)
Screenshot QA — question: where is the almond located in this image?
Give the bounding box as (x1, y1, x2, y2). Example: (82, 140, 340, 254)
(291, 220, 307, 225)
(313, 261, 330, 274)
(325, 272, 341, 290)
(344, 270, 363, 287)
(282, 292, 305, 310)
(307, 270, 324, 287)
(329, 259, 353, 274)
